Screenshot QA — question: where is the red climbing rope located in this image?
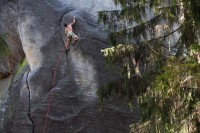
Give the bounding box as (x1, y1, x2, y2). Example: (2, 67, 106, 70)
(42, 47, 66, 133)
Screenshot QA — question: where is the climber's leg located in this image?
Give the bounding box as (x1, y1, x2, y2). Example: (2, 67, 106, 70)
(71, 34, 79, 45)
(65, 36, 71, 52)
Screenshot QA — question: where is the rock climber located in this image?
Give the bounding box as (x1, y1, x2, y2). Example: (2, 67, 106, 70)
(64, 16, 79, 52)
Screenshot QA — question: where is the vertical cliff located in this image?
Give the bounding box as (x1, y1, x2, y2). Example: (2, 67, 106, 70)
(0, 0, 138, 132)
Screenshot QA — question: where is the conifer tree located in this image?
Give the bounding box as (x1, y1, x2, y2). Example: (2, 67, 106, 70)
(98, 0, 200, 132)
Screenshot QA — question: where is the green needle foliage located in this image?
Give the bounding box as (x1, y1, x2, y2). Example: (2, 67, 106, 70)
(97, 0, 200, 132)
(0, 34, 10, 57)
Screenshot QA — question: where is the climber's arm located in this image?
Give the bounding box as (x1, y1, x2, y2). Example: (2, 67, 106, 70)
(70, 16, 76, 25)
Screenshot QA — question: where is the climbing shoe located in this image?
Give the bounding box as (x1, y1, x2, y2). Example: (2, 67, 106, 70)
(66, 49, 70, 54)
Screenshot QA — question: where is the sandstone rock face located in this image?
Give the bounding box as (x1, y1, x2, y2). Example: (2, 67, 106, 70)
(0, 0, 25, 131)
(0, 0, 24, 78)
(0, 0, 138, 133)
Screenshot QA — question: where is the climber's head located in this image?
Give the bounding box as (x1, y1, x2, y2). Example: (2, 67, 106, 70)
(64, 23, 68, 27)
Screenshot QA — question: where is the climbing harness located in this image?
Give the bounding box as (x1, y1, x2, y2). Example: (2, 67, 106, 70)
(67, 32, 75, 40)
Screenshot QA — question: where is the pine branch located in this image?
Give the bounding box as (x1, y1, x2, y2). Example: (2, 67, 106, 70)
(119, 4, 180, 32)
(148, 26, 181, 43)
